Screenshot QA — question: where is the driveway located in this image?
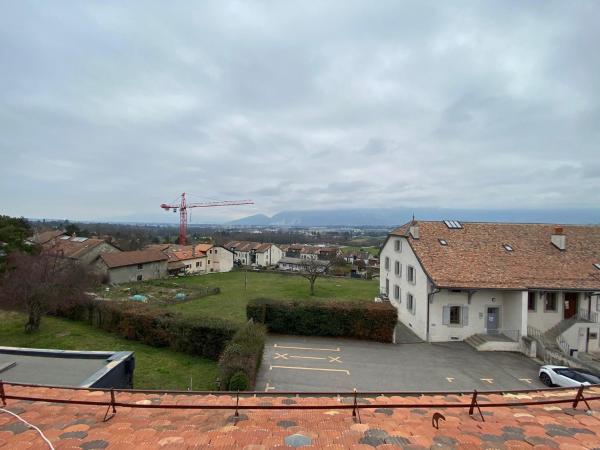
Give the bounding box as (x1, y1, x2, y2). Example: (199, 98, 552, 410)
(256, 334, 545, 392)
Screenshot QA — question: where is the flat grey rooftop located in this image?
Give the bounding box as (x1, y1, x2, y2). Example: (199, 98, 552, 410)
(0, 353, 107, 386)
(0, 347, 133, 388)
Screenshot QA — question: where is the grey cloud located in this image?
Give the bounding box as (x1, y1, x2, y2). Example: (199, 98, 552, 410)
(1, 1, 599, 220)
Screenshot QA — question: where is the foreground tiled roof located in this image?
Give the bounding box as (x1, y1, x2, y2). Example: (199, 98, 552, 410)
(390, 221, 600, 290)
(99, 249, 168, 269)
(2, 384, 600, 449)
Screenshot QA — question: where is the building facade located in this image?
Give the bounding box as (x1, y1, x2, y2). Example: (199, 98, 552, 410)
(380, 221, 600, 354)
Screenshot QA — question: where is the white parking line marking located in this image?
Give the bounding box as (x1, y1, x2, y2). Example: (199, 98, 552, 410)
(328, 356, 342, 363)
(270, 365, 350, 375)
(289, 355, 326, 361)
(274, 344, 341, 352)
(265, 382, 275, 392)
(446, 377, 455, 383)
(519, 378, 532, 384)
(481, 378, 494, 384)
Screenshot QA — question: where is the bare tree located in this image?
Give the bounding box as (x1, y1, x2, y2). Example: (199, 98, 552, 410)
(298, 258, 330, 295)
(0, 252, 97, 332)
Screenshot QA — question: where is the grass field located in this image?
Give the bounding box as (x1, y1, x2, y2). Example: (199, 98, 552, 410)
(163, 271, 378, 324)
(341, 245, 380, 256)
(0, 311, 218, 390)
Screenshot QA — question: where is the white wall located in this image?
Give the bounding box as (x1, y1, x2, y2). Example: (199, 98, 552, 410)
(428, 289, 523, 342)
(106, 260, 167, 284)
(527, 292, 588, 332)
(380, 236, 429, 340)
(207, 247, 234, 272)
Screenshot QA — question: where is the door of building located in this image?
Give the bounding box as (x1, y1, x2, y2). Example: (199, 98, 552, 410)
(486, 307, 500, 334)
(564, 293, 578, 319)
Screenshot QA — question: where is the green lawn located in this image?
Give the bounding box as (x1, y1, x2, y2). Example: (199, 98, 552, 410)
(0, 311, 218, 390)
(341, 245, 380, 256)
(163, 271, 378, 324)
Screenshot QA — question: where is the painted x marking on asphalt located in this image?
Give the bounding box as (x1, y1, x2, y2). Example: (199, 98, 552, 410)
(274, 352, 289, 360)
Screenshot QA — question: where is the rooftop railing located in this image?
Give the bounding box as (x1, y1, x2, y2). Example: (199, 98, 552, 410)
(1, 379, 598, 424)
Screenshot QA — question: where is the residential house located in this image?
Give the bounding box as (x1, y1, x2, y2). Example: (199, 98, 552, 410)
(43, 235, 121, 266)
(380, 220, 600, 354)
(145, 243, 233, 275)
(205, 245, 234, 273)
(95, 250, 168, 284)
(277, 256, 328, 272)
(29, 229, 67, 246)
(224, 241, 283, 267)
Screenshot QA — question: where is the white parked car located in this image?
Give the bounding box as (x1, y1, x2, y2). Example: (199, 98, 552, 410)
(539, 365, 600, 387)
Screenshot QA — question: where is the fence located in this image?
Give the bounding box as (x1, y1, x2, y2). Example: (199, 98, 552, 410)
(1, 380, 598, 424)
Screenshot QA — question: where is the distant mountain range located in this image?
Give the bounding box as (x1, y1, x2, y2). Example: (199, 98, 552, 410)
(226, 208, 600, 227)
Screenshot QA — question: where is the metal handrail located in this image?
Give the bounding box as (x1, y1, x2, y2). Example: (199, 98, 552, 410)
(0, 380, 597, 423)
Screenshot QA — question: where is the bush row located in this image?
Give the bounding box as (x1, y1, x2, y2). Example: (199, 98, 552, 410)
(218, 321, 267, 390)
(247, 298, 397, 343)
(54, 300, 237, 360)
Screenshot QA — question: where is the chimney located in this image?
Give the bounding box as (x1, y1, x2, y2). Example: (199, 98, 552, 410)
(551, 226, 566, 250)
(409, 221, 420, 240)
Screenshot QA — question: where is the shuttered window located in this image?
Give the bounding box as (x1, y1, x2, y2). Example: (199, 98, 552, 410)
(394, 261, 401, 276)
(406, 293, 415, 314)
(442, 305, 468, 326)
(394, 285, 400, 300)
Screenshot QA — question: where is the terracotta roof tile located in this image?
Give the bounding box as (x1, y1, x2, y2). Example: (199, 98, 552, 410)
(99, 250, 168, 268)
(2, 384, 600, 449)
(390, 221, 600, 290)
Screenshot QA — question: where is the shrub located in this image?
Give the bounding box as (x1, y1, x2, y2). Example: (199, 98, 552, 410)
(247, 298, 397, 343)
(228, 370, 250, 391)
(218, 321, 266, 390)
(55, 300, 237, 360)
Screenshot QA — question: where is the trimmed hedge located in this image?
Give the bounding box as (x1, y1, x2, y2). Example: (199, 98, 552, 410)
(218, 321, 266, 390)
(247, 298, 397, 343)
(54, 300, 237, 360)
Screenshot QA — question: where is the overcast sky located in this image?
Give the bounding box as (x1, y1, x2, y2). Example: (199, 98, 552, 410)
(1, 1, 599, 222)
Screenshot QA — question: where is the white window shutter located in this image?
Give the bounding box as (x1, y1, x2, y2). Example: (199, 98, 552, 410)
(442, 306, 450, 325)
(462, 306, 469, 326)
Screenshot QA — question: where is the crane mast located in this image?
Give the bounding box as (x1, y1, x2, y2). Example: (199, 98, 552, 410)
(160, 192, 253, 245)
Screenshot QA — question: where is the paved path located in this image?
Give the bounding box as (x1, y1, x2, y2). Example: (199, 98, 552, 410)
(257, 334, 545, 392)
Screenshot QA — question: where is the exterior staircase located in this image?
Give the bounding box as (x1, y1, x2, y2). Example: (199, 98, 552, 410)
(465, 333, 520, 351)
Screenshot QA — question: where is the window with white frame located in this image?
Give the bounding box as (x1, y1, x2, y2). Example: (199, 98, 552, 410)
(394, 240, 402, 252)
(393, 284, 400, 301)
(407, 265, 415, 283)
(442, 305, 469, 326)
(394, 261, 401, 276)
(406, 293, 415, 314)
(385, 257, 390, 270)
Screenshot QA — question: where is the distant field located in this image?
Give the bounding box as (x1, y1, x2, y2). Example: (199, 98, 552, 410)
(0, 311, 218, 390)
(341, 245, 380, 256)
(161, 271, 378, 324)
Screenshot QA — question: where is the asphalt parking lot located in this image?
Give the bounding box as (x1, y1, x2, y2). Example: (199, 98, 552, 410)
(256, 334, 545, 392)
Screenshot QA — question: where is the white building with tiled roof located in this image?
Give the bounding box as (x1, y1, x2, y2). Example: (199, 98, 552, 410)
(380, 220, 600, 356)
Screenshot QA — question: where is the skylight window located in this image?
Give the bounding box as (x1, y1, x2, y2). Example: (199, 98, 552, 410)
(594, 263, 600, 270)
(503, 244, 513, 252)
(439, 239, 448, 246)
(59, 236, 70, 240)
(444, 220, 462, 229)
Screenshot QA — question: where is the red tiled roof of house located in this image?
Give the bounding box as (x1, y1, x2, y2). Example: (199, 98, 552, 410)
(42, 237, 111, 260)
(2, 384, 600, 448)
(390, 221, 600, 290)
(224, 240, 275, 253)
(99, 249, 168, 269)
(30, 229, 66, 245)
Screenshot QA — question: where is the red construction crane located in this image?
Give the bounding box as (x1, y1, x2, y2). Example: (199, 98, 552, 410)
(160, 193, 253, 245)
